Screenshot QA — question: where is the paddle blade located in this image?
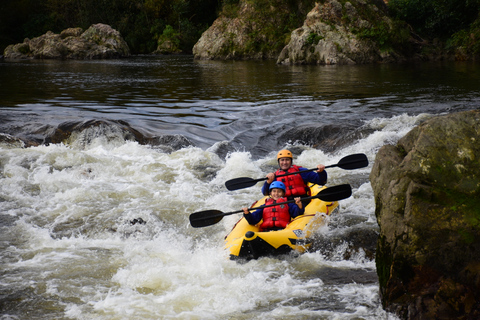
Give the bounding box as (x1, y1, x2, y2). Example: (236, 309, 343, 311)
(225, 177, 259, 191)
(336, 153, 369, 170)
(315, 184, 352, 202)
(189, 209, 225, 228)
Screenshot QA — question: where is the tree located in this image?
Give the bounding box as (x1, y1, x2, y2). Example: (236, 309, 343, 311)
(388, 0, 480, 39)
(1, 0, 221, 54)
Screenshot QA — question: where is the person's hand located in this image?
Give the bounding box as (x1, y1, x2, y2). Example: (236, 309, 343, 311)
(266, 172, 275, 184)
(294, 197, 302, 209)
(317, 164, 325, 172)
(243, 207, 250, 215)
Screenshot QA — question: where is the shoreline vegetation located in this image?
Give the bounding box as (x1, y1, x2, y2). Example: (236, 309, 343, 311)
(1, 0, 479, 62)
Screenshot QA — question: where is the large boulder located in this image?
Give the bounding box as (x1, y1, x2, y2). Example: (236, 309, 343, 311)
(370, 110, 480, 319)
(193, 0, 311, 60)
(277, 0, 414, 65)
(4, 23, 130, 59)
(193, 0, 420, 63)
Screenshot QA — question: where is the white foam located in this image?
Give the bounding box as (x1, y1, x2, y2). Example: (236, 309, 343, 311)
(1, 114, 425, 319)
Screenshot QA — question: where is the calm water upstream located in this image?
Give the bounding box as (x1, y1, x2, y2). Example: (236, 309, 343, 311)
(0, 55, 479, 320)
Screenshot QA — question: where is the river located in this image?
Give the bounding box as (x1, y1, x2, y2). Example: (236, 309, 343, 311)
(1, 55, 479, 320)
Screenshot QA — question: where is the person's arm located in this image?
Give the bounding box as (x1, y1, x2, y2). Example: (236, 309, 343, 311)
(299, 166, 327, 185)
(243, 206, 264, 225)
(288, 198, 305, 218)
(261, 181, 270, 196)
(262, 172, 276, 195)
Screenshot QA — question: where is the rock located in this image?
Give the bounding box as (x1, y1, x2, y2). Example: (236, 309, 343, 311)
(154, 39, 182, 54)
(370, 110, 480, 319)
(193, 16, 250, 60)
(193, 1, 295, 60)
(0, 133, 25, 148)
(193, 0, 419, 63)
(80, 23, 130, 58)
(277, 0, 412, 65)
(4, 23, 130, 59)
(278, 123, 366, 152)
(145, 135, 194, 153)
(46, 119, 141, 147)
(60, 27, 84, 38)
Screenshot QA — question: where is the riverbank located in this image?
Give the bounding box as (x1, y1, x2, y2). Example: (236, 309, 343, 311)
(3, 0, 479, 63)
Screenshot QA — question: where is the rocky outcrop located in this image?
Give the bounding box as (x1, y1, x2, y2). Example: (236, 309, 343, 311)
(370, 110, 480, 319)
(4, 23, 130, 59)
(193, 13, 260, 60)
(194, 0, 419, 64)
(193, 1, 291, 60)
(0, 133, 25, 149)
(0, 119, 194, 152)
(277, 0, 413, 64)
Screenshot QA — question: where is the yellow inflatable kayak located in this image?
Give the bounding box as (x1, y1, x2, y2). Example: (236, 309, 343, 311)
(224, 184, 340, 260)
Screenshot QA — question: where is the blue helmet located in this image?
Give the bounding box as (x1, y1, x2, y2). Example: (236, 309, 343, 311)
(269, 181, 286, 192)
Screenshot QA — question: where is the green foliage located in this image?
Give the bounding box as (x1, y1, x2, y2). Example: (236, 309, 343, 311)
(343, 2, 412, 53)
(156, 25, 181, 52)
(161, 25, 179, 41)
(388, 0, 480, 39)
(355, 21, 392, 49)
(2, 0, 478, 57)
(0, 0, 221, 54)
(0, 0, 47, 51)
(305, 32, 323, 46)
(17, 44, 31, 55)
(222, 0, 241, 17)
(217, 0, 317, 57)
(447, 17, 480, 55)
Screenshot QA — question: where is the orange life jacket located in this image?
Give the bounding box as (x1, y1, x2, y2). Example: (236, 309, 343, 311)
(275, 165, 310, 198)
(260, 197, 291, 230)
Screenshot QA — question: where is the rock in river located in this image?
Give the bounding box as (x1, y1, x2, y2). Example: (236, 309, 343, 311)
(4, 23, 130, 59)
(370, 110, 480, 319)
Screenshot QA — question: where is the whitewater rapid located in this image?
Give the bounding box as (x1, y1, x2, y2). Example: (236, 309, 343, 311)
(0, 113, 436, 319)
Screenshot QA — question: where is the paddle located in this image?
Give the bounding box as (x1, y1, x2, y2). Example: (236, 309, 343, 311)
(225, 153, 368, 191)
(189, 184, 352, 228)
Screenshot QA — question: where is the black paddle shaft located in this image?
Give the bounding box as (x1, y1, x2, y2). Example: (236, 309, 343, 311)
(189, 184, 352, 228)
(225, 153, 368, 191)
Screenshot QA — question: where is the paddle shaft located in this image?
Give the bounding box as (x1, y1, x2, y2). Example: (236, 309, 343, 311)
(189, 184, 352, 228)
(261, 155, 367, 181)
(216, 195, 313, 219)
(189, 195, 318, 228)
(225, 153, 368, 191)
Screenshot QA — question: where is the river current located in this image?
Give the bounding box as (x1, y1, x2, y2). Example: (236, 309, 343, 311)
(1, 55, 479, 319)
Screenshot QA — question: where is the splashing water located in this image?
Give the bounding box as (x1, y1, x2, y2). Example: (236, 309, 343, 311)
(0, 113, 433, 319)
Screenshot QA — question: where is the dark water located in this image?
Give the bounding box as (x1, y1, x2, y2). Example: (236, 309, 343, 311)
(0, 55, 479, 320)
(1, 56, 479, 155)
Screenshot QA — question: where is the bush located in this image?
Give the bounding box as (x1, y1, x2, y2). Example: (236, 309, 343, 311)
(0, 0, 221, 54)
(447, 17, 480, 55)
(388, 0, 480, 39)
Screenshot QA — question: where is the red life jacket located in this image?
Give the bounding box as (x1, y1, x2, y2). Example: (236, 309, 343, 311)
(260, 197, 291, 230)
(275, 165, 310, 197)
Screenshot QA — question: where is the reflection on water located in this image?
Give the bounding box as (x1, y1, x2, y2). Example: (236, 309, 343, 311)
(1, 55, 479, 320)
(1, 56, 479, 154)
(2, 56, 480, 107)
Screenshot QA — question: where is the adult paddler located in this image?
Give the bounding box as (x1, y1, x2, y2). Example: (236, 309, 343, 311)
(261, 149, 327, 206)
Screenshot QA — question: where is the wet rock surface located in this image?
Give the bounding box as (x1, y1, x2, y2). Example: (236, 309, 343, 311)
(4, 24, 130, 60)
(370, 110, 480, 319)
